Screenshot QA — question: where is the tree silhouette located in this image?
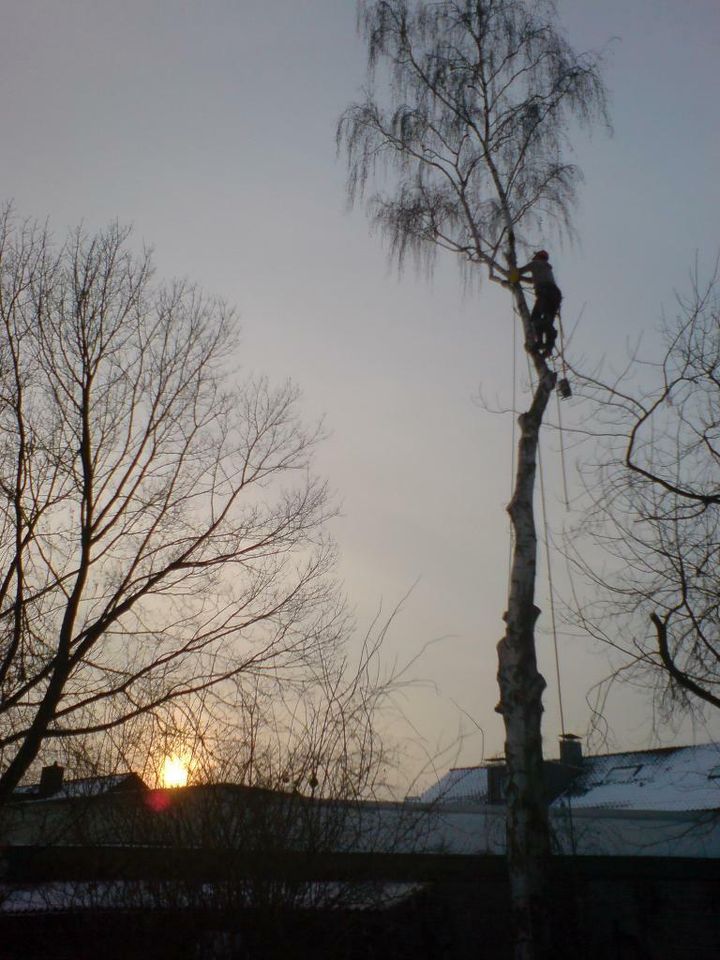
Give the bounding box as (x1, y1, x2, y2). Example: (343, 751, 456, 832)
(0, 208, 342, 802)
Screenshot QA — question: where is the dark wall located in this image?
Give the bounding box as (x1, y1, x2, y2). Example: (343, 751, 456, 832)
(1, 856, 718, 960)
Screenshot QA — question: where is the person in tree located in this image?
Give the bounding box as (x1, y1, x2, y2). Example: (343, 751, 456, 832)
(518, 250, 562, 357)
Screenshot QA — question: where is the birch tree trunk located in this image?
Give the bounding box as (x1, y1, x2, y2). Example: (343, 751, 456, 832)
(496, 275, 555, 959)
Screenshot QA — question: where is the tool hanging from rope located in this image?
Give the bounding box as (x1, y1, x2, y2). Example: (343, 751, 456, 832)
(556, 309, 572, 399)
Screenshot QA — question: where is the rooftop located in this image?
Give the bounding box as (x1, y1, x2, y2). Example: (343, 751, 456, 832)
(421, 743, 720, 813)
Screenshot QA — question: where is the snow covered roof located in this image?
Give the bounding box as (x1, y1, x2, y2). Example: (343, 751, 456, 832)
(419, 765, 489, 805)
(421, 744, 720, 813)
(556, 743, 720, 812)
(13, 773, 145, 802)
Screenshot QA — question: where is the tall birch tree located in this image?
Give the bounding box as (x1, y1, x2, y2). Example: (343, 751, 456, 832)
(337, 2, 608, 955)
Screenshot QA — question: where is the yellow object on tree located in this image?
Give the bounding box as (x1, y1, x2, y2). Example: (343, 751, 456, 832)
(508, 268, 520, 284)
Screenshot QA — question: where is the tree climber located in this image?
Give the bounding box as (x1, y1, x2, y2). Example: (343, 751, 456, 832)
(518, 250, 562, 357)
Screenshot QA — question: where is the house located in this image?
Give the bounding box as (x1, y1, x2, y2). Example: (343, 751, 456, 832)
(3, 738, 719, 857)
(419, 736, 720, 858)
(1, 745, 719, 959)
(2, 763, 148, 847)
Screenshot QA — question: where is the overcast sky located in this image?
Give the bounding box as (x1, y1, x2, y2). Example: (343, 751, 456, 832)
(2, 0, 719, 779)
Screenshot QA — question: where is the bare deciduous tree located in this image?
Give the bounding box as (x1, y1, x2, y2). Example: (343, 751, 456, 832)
(338, 2, 608, 955)
(0, 207, 344, 802)
(570, 264, 720, 722)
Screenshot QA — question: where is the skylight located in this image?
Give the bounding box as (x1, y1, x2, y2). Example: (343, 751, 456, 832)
(602, 764, 643, 785)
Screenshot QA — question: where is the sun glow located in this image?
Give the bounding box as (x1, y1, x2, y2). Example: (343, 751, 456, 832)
(159, 754, 189, 788)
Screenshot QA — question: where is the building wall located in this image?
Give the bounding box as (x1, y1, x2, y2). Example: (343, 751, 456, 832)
(3, 790, 720, 859)
(1, 859, 719, 960)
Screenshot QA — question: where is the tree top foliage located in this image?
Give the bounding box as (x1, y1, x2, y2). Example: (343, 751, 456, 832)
(338, 0, 609, 272)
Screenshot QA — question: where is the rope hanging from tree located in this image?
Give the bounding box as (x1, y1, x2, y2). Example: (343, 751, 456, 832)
(508, 302, 569, 737)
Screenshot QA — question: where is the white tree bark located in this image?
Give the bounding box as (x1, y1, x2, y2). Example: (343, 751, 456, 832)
(495, 278, 555, 959)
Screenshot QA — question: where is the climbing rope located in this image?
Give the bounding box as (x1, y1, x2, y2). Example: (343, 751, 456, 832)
(557, 308, 570, 385)
(517, 323, 568, 739)
(555, 389, 571, 511)
(536, 419, 567, 738)
(503, 289, 576, 737)
(507, 302, 519, 595)
(555, 310, 571, 510)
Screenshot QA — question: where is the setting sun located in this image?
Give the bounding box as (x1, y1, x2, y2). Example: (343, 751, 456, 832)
(160, 755, 189, 788)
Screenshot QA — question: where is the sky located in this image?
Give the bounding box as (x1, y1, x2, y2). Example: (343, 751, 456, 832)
(2, 0, 719, 784)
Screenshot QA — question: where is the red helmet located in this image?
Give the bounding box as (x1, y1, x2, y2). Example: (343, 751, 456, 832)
(533, 250, 549, 260)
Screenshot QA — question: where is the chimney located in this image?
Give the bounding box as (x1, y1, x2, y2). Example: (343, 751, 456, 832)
(39, 762, 64, 797)
(559, 734, 582, 768)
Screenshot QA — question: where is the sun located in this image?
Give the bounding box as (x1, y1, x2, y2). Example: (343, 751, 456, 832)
(159, 754, 189, 788)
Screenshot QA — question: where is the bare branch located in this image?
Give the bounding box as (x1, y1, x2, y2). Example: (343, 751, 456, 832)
(0, 209, 342, 801)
